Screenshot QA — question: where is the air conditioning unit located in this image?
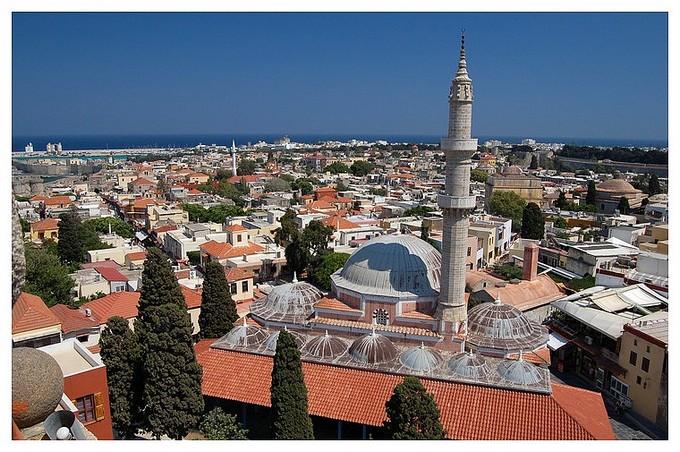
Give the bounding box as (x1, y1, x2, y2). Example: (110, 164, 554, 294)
(585, 336, 594, 346)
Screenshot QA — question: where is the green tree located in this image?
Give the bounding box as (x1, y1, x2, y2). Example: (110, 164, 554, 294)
(291, 178, 314, 196)
(23, 244, 75, 307)
(403, 206, 436, 217)
(586, 180, 597, 206)
(383, 376, 446, 440)
(264, 177, 292, 193)
(552, 216, 568, 229)
(555, 190, 567, 209)
(302, 220, 334, 257)
(488, 191, 526, 232)
(134, 248, 204, 440)
(99, 316, 142, 439)
(617, 196, 631, 215)
(20, 217, 31, 233)
(529, 154, 538, 170)
(349, 160, 374, 177)
(57, 210, 84, 266)
(521, 202, 545, 240)
(371, 187, 387, 196)
(214, 168, 233, 181)
(187, 250, 201, 266)
(273, 209, 299, 246)
(237, 159, 257, 176)
(325, 162, 350, 174)
(199, 261, 238, 339)
(83, 217, 134, 238)
(200, 408, 248, 440)
(648, 174, 661, 195)
(493, 263, 523, 280)
(313, 252, 350, 290)
(470, 168, 488, 183)
(284, 238, 309, 274)
(279, 174, 295, 184)
(270, 330, 314, 439)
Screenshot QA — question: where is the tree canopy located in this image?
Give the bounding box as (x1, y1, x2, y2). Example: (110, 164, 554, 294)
(521, 202, 545, 240)
(57, 211, 84, 266)
(586, 180, 597, 206)
(488, 191, 526, 232)
(181, 203, 244, 223)
(23, 244, 75, 307)
(270, 330, 314, 439)
(350, 160, 374, 177)
(199, 408, 248, 440)
(263, 177, 292, 193)
(273, 209, 299, 246)
(312, 252, 350, 290)
(325, 162, 350, 174)
(470, 168, 489, 183)
(198, 261, 238, 339)
(403, 205, 436, 217)
(617, 196, 631, 215)
(134, 247, 204, 439)
(237, 159, 257, 176)
(83, 217, 134, 238)
(99, 316, 142, 439)
(383, 376, 446, 439)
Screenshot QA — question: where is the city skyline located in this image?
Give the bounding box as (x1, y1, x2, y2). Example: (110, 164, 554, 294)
(12, 12, 668, 142)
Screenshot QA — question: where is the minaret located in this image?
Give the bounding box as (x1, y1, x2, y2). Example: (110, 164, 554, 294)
(435, 31, 478, 332)
(231, 140, 237, 176)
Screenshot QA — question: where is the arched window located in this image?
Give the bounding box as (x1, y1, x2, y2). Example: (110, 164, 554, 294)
(373, 308, 389, 326)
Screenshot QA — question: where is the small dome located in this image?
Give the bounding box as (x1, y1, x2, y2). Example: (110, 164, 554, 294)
(12, 347, 64, 428)
(265, 328, 306, 351)
(249, 280, 323, 323)
(303, 331, 348, 359)
(221, 321, 269, 347)
(467, 301, 548, 352)
(348, 331, 398, 364)
(447, 351, 492, 379)
(596, 178, 639, 193)
(332, 234, 441, 298)
(503, 165, 523, 175)
(496, 357, 542, 384)
(399, 344, 442, 372)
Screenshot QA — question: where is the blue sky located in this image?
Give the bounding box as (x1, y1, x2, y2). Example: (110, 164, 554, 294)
(11, 12, 668, 141)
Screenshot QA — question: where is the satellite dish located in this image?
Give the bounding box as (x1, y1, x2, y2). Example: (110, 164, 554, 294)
(44, 410, 88, 440)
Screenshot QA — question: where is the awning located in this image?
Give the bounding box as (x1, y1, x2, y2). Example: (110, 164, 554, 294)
(135, 231, 148, 241)
(594, 354, 627, 377)
(547, 332, 571, 351)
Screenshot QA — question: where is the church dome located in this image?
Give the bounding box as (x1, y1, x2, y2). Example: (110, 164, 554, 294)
(447, 351, 492, 379)
(466, 300, 548, 352)
(265, 328, 306, 351)
(332, 234, 441, 298)
(596, 178, 639, 194)
(503, 165, 523, 175)
(249, 279, 323, 323)
(221, 320, 269, 347)
(348, 331, 398, 364)
(398, 344, 442, 373)
(496, 357, 542, 384)
(303, 331, 348, 359)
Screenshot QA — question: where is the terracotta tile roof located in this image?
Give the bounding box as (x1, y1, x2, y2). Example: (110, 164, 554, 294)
(200, 240, 264, 259)
(30, 218, 59, 232)
(314, 296, 362, 313)
(225, 224, 247, 232)
(125, 251, 148, 261)
(82, 291, 141, 323)
(187, 188, 203, 195)
(508, 347, 552, 366)
(253, 288, 266, 300)
(188, 172, 208, 178)
(30, 195, 48, 202)
(129, 177, 155, 186)
(397, 310, 435, 321)
(308, 200, 335, 210)
(227, 174, 261, 184)
(152, 224, 178, 233)
(321, 215, 360, 231)
(132, 198, 158, 209)
(479, 275, 565, 311)
(81, 260, 123, 270)
(43, 196, 73, 206)
(12, 292, 61, 334)
(175, 269, 191, 280)
(181, 286, 203, 309)
(96, 267, 129, 282)
(197, 346, 615, 440)
(310, 317, 438, 338)
(87, 344, 101, 355)
(49, 304, 100, 334)
(225, 267, 252, 282)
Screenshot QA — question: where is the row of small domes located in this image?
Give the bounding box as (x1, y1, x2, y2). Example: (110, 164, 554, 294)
(220, 325, 542, 385)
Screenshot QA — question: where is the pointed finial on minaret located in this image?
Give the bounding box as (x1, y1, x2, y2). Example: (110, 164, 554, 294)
(461, 28, 465, 50)
(456, 29, 469, 79)
(292, 271, 298, 283)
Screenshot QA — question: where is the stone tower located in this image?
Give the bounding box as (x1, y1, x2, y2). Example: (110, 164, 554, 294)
(435, 32, 477, 332)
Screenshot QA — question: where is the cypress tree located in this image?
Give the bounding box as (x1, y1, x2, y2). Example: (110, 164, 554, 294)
(618, 196, 631, 215)
(648, 174, 661, 195)
(99, 316, 142, 439)
(56, 210, 83, 266)
(383, 376, 446, 439)
(270, 330, 314, 439)
(198, 261, 238, 338)
(529, 154, 538, 170)
(521, 202, 545, 240)
(555, 190, 567, 209)
(134, 247, 204, 440)
(586, 180, 597, 206)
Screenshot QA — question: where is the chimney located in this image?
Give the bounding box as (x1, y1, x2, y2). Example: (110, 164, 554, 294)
(522, 242, 539, 281)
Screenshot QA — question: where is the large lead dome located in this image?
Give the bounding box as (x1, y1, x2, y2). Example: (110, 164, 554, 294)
(331, 234, 441, 298)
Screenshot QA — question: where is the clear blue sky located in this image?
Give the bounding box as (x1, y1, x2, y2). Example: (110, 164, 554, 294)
(12, 12, 668, 141)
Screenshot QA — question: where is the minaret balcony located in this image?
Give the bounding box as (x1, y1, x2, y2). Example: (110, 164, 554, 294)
(437, 194, 476, 210)
(440, 138, 478, 152)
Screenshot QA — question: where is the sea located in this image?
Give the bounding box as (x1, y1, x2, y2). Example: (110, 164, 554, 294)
(11, 133, 668, 154)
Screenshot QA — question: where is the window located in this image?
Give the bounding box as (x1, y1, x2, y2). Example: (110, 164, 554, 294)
(642, 357, 650, 372)
(636, 376, 642, 385)
(610, 376, 629, 399)
(230, 283, 237, 294)
(646, 345, 650, 353)
(373, 308, 389, 326)
(242, 281, 249, 292)
(75, 395, 96, 423)
(467, 247, 472, 257)
(634, 339, 637, 346)
(629, 351, 637, 366)
(237, 235, 242, 242)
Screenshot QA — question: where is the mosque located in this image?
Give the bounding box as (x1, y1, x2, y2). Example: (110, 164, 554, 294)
(196, 33, 614, 440)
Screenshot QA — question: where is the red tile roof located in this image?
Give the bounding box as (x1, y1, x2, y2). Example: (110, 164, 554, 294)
(82, 291, 141, 323)
(314, 296, 362, 313)
(310, 317, 439, 338)
(181, 286, 203, 309)
(200, 240, 264, 259)
(129, 177, 155, 186)
(225, 224, 247, 232)
(125, 251, 148, 261)
(81, 260, 123, 270)
(12, 292, 61, 334)
(96, 267, 129, 282)
(43, 196, 73, 206)
(225, 267, 252, 282)
(227, 174, 261, 184)
(30, 218, 59, 232)
(152, 224, 178, 233)
(321, 215, 360, 231)
(197, 346, 615, 440)
(49, 304, 100, 334)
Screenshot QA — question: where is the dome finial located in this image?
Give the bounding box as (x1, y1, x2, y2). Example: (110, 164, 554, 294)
(518, 350, 524, 361)
(242, 316, 247, 326)
(324, 330, 329, 337)
(420, 341, 425, 349)
(292, 271, 298, 283)
(495, 290, 502, 305)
